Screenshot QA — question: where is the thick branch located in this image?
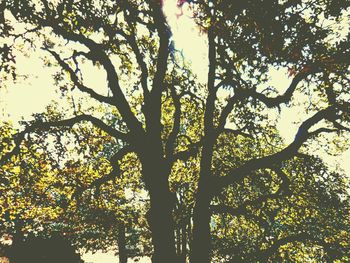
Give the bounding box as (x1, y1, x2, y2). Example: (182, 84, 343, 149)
(213, 106, 337, 194)
(246, 70, 315, 108)
(46, 49, 113, 104)
(0, 115, 128, 165)
(149, 0, 170, 97)
(143, 0, 170, 143)
(203, 26, 218, 136)
(34, 16, 145, 138)
(165, 85, 182, 160)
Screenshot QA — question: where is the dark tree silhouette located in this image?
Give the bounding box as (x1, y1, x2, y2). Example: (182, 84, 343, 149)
(0, 0, 349, 262)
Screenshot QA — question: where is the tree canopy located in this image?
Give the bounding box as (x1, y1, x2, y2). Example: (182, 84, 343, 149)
(0, 0, 350, 262)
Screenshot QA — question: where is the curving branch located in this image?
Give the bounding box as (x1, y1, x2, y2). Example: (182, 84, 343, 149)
(249, 233, 337, 261)
(216, 93, 242, 134)
(0, 115, 128, 166)
(45, 48, 114, 104)
(245, 69, 317, 108)
(213, 106, 338, 195)
(32, 14, 145, 138)
(72, 145, 134, 199)
(211, 168, 291, 217)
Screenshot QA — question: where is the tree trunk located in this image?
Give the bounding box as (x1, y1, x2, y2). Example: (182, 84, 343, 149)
(190, 141, 215, 263)
(181, 220, 187, 263)
(148, 186, 178, 263)
(190, 189, 211, 263)
(142, 157, 178, 263)
(117, 222, 127, 263)
(176, 227, 181, 256)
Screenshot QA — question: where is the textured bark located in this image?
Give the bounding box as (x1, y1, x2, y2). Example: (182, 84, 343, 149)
(141, 154, 178, 263)
(147, 185, 177, 263)
(190, 23, 217, 263)
(181, 222, 187, 263)
(190, 183, 212, 263)
(117, 223, 127, 263)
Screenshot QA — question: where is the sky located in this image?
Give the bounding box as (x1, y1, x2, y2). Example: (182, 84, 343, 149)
(1, 1, 350, 262)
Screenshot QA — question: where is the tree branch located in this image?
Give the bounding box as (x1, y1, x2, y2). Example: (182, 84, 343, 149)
(216, 93, 242, 134)
(72, 146, 134, 199)
(117, 16, 149, 97)
(172, 139, 203, 162)
(142, 0, 170, 144)
(213, 106, 337, 195)
(0, 115, 128, 166)
(45, 48, 114, 104)
(211, 168, 291, 216)
(252, 233, 336, 261)
(34, 16, 145, 139)
(165, 85, 182, 160)
(246, 70, 316, 108)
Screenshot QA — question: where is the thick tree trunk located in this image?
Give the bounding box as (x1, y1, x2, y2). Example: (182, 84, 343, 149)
(190, 139, 215, 263)
(176, 227, 181, 256)
(181, 220, 187, 263)
(142, 157, 178, 263)
(148, 186, 178, 263)
(117, 222, 127, 263)
(190, 189, 211, 263)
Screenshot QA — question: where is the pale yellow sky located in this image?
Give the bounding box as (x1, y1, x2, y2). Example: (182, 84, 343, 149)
(1, 1, 350, 262)
(82, 251, 151, 263)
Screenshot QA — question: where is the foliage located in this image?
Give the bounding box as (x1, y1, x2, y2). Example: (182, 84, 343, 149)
(0, 0, 350, 262)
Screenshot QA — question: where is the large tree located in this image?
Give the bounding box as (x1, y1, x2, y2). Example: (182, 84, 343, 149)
(0, 0, 350, 262)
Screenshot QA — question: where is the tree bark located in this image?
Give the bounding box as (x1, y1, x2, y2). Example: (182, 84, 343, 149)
(148, 185, 178, 263)
(190, 188, 211, 263)
(181, 220, 187, 263)
(190, 139, 216, 263)
(117, 222, 127, 263)
(142, 157, 178, 263)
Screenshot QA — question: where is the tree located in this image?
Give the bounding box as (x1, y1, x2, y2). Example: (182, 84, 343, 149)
(210, 135, 350, 262)
(5, 233, 83, 263)
(0, 116, 151, 263)
(1, 0, 350, 262)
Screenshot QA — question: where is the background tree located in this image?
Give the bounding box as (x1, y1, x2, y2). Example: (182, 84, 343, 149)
(1, 0, 350, 262)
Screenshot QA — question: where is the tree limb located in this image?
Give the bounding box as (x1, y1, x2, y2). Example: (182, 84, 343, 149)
(245, 70, 316, 108)
(165, 85, 182, 160)
(213, 106, 337, 195)
(45, 48, 114, 104)
(72, 146, 134, 199)
(211, 168, 291, 216)
(34, 15, 145, 138)
(0, 115, 128, 166)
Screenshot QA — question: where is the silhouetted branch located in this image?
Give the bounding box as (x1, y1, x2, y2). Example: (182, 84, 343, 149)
(166, 85, 182, 160)
(213, 106, 338, 194)
(45, 48, 113, 104)
(0, 115, 128, 166)
(72, 146, 134, 199)
(33, 15, 145, 137)
(245, 69, 317, 108)
(211, 168, 291, 217)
